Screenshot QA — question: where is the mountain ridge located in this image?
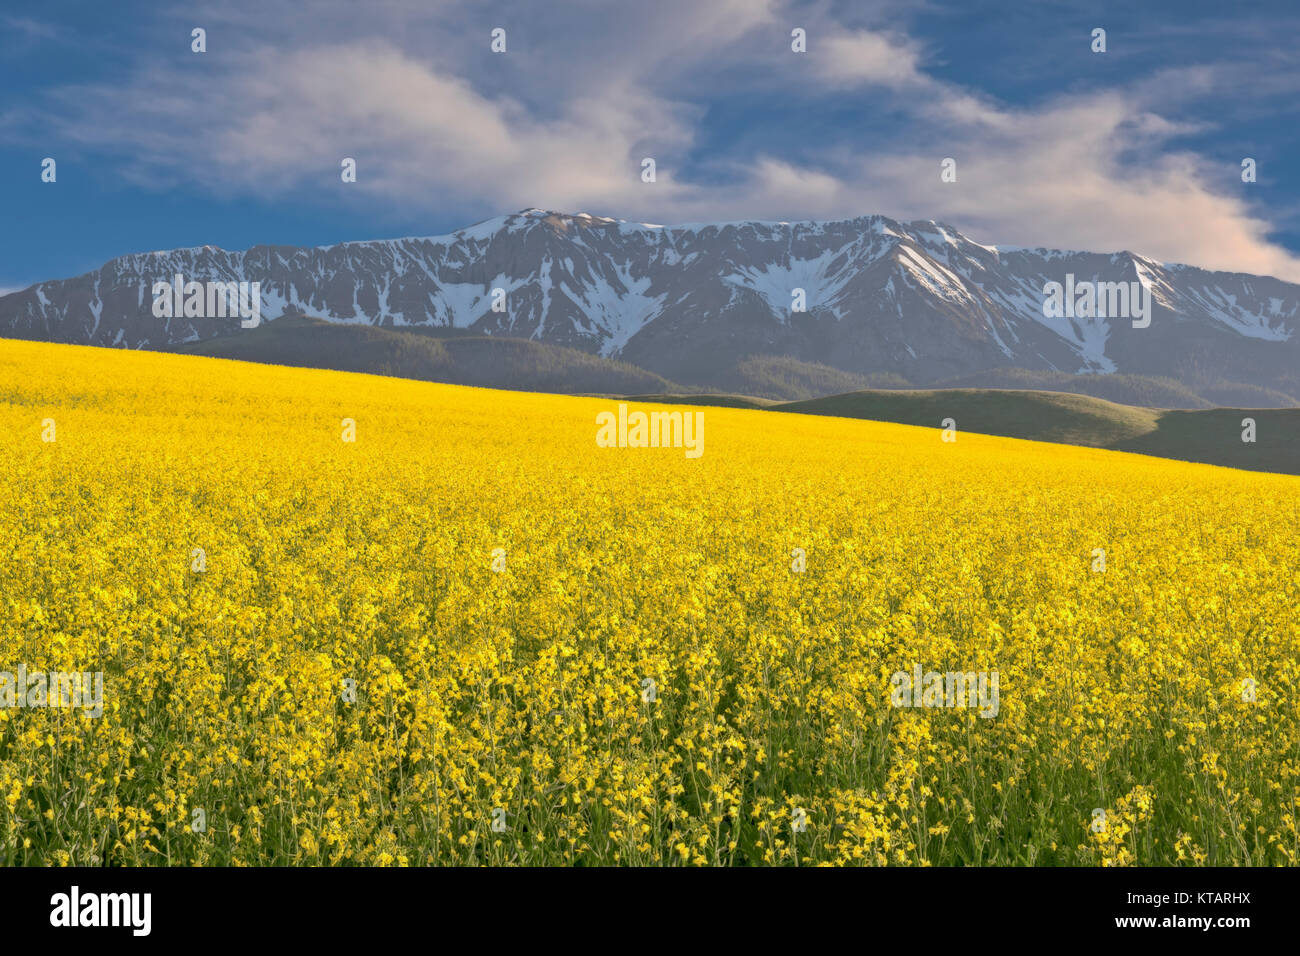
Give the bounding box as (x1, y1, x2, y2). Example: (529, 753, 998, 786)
(3, 208, 1297, 403)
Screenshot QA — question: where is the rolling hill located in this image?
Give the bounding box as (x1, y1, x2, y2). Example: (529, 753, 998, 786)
(641, 387, 1300, 475)
(169, 313, 681, 396)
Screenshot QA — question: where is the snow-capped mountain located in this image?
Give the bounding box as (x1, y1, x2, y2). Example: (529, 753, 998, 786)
(3, 208, 1298, 397)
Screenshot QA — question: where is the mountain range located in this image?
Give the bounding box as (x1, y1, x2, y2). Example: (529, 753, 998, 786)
(3, 208, 1298, 405)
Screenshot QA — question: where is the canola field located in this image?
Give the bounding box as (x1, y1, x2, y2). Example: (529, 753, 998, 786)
(1, 338, 1298, 866)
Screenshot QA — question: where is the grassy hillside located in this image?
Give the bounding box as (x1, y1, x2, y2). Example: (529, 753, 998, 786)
(711, 355, 909, 401)
(1112, 408, 1300, 475)
(171, 313, 683, 396)
(619, 393, 774, 410)
(631, 386, 1300, 475)
(930, 368, 1300, 409)
(779, 388, 1300, 475)
(927, 369, 1214, 409)
(781, 388, 1160, 448)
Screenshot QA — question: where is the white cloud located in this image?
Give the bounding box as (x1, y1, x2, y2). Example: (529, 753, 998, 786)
(35, 0, 1300, 281)
(52, 40, 705, 214)
(815, 29, 926, 88)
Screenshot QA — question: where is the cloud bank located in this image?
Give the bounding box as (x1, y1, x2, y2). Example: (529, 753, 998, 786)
(27, 0, 1300, 280)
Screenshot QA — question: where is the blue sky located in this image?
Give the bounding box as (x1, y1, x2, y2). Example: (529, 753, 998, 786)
(3, 0, 1300, 291)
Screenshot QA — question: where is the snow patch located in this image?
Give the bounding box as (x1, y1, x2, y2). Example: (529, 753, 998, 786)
(722, 250, 855, 320)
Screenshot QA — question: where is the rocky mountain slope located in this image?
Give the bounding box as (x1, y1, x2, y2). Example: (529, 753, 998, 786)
(3, 209, 1297, 401)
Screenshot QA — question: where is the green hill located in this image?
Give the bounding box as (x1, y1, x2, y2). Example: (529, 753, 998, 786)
(170, 313, 681, 396)
(638, 387, 1300, 475)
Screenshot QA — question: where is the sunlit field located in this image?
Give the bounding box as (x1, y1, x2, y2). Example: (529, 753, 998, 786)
(1, 338, 1297, 866)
